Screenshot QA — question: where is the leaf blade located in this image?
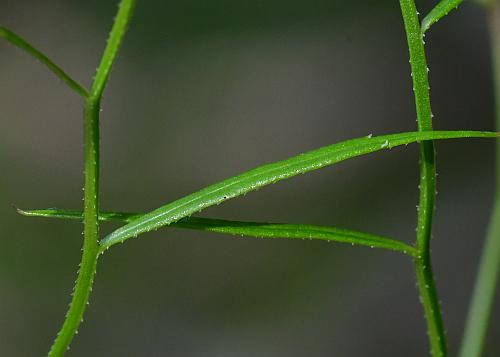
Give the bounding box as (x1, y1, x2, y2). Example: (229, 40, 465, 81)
(421, 0, 464, 34)
(100, 130, 498, 251)
(16, 208, 417, 256)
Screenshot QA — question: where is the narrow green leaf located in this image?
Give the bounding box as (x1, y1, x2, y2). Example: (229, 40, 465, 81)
(16, 208, 141, 223)
(16, 208, 417, 256)
(0, 26, 88, 98)
(99, 130, 497, 252)
(421, 0, 464, 34)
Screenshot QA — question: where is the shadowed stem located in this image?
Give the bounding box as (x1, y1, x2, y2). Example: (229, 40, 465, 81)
(460, 1, 500, 356)
(399, 0, 447, 355)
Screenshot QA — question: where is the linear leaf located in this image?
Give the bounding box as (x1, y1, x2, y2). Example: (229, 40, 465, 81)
(17, 208, 417, 256)
(0, 26, 88, 98)
(421, 0, 464, 34)
(100, 131, 498, 252)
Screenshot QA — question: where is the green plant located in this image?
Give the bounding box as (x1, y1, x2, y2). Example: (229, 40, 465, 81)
(1, 0, 499, 356)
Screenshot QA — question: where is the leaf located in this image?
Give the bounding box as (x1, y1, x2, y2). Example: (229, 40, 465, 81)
(16, 208, 417, 256)
(421, 0, 464, 34)
(0, 26, 88, 98)
(99, 130, 498, 252)
(16, 208, 142, 223)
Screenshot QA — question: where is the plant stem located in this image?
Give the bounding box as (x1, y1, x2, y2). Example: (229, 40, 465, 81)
(47, 100, 100, 357)
(399, 0, 447, 355)
(460, 2, 500, 356)
(414, 252, 447, 357)
(0, 26, 88, 98)
(47, 1, 135, 355)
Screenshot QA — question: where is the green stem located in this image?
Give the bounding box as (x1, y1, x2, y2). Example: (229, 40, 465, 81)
(460, 2, 500, 356)
(47, 71, 100, 357)
(47, 88, 100, 357)
(0, 26, 88, 98)
(399, 0, 447, 356)
(414, 253, 447, 356)
(47, 1, 135, 355)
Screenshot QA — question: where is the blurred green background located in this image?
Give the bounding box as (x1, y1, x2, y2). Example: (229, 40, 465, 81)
(1, 0, 499, 355)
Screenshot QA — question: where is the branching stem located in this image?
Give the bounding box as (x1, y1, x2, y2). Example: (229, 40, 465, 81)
(0, 26, 88, 98)
(47, 1, 135, 355)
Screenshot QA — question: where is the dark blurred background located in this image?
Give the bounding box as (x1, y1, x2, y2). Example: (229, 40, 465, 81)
(0, 0, 498, 356)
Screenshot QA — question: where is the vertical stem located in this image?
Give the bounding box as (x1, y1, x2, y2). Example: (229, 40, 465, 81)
(399, 0, 447, 356)
(47, 1, 135, 355)
(414, 252, 447, 357)
(47, 99, 101, 357)
(460, 2, 500, 356)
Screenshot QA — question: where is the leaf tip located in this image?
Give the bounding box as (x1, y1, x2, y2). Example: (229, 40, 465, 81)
(12, 204, 27, 216)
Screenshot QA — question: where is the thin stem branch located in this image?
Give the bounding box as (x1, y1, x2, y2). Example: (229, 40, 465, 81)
(47, 1, 135, 355)
(0, 26, 88, 98)
(460, 2, 500, 356)
(399, 0, 447, 355)
(89, 0, 136, 100)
